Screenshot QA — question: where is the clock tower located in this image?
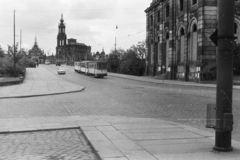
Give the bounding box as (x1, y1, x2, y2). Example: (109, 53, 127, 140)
(56, 14, 67, 60)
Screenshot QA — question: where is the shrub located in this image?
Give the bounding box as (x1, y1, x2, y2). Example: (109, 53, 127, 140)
(18, 57, 36, 68)
(0, 57, 26, 77)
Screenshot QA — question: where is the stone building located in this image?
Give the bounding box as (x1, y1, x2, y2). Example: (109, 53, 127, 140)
(56, 15, 91, 63)
(28, 37, 45, 64)
(145, 0, 240, 81)
(93, 49, 106, 61)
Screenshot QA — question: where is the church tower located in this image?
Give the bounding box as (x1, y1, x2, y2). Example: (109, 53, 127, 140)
(56, 14, 67, 60)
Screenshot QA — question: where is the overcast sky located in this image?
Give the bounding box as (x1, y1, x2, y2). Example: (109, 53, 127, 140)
(0, 0, 152, 55)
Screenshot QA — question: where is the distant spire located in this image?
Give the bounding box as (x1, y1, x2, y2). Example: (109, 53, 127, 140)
(60, 14, 64, 22)
(35, 36, 37, 44)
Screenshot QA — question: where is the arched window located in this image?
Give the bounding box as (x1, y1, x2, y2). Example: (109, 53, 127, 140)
(193, 24, 197, 32)
(180, 28, 185, 36)
(190, 24, 198, 61)
(192, 0, 197, 5)
(165, 31, 170, 71)
(180, 28, 185, 62)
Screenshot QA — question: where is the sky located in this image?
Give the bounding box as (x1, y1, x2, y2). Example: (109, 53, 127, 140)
(0, 0, 152, 55)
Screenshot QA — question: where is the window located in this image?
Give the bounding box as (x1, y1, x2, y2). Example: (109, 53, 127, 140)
(166, 5, 170, 18)
(157, 11, 160, 22)
(150, 15, 153, 26)
(193, 24, 197, 32)
(234, 23, 238, 34)
(166, 32, 169, 40)
(180, 28, 185, 62)
(180, 28, 185, 36)
(192, 0, 197, 5)
(190, 24, 198, 61)
(180, 0, 184, 11)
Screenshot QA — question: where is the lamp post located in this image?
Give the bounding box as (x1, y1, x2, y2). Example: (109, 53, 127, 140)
(13, 10, 16, 77)
(115, 25, 118, 54)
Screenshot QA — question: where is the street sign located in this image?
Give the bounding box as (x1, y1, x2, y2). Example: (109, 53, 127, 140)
(210, 29, 218, 46)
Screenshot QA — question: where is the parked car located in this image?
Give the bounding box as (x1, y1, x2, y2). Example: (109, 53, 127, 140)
(45, 60, 50, 65)
(56, 60, 61, 66)
(57, 67, 66, 74)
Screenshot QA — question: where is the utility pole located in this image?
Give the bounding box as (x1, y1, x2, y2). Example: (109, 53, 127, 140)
(214, 0, 235, 152)
(13, 10, 16, 77)
(115, 37, 116, 54)
(115, 25, 118, 54)
(20, 29, 22, 54)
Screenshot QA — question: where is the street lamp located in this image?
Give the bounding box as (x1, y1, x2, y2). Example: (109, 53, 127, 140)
(115, 25, 118, 54)
(13, 10, 16, 77)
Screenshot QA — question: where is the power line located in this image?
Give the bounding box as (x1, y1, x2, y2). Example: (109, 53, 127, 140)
(0, 8, 146, 14)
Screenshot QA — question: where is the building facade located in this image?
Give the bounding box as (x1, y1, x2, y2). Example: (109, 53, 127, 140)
(145, 0, 240, 81)
(28, 37, 45, 64)
(56, 15, 91, 63)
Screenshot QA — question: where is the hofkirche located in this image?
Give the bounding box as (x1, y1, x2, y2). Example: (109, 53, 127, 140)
(56, 14, 91, 63)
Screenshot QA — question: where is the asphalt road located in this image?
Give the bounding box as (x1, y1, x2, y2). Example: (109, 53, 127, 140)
(1, 64, 240, 142)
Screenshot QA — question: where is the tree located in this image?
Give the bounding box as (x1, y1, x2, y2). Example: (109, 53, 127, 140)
(0, 46, 5, 58)
(119, 48, 145, 76)
(129, 40, 147, 60)
(107, 48, 125, 72)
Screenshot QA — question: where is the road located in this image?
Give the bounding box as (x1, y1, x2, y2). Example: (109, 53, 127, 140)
(1, 64, 240, 143)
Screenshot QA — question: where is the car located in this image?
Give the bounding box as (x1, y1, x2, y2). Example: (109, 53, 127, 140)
(57, 67, 66, 74)
(45, 60, 50, 65)
(56, 60, 61, 66)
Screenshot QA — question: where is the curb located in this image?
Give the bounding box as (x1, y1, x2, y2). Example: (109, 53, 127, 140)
(108, 74, 216, 89)
(0, 87, 85, 99)
(0, 126, 81, 134)
(79, 127, 102, 160)
(108, 74, 240, 90)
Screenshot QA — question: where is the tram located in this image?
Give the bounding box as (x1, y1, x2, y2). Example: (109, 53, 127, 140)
(74, 61, 107, 78)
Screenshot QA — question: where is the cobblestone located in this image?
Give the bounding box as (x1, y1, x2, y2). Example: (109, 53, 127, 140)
(0, 129, 98, 160)
(1, 65, 240, 159)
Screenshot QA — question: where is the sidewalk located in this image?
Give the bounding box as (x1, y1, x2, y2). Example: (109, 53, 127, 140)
(0, 115, 239, 160)
(0, 66, 84, 99)
(0, 66, 240, 159)
(108, 72, 240, 90)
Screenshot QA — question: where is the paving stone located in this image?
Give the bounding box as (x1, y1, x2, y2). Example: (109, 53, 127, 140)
(101, 130, 129, 140)
(124, 150, 158, 160)
(0, 129, 98, 160)
(84, 130, 109, 141)
(124, 131, 202, 141)
(111, 139, 143, 153)
(103, 157, 128, 160)
(90, 140, 124, 158)
(96, 126, 116, 131)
